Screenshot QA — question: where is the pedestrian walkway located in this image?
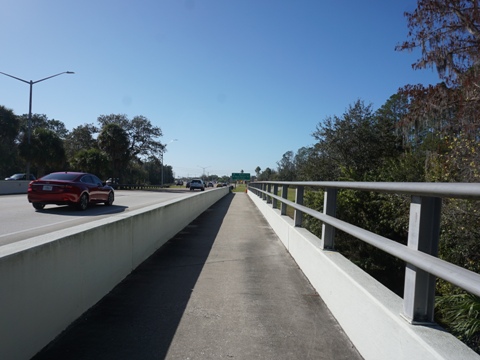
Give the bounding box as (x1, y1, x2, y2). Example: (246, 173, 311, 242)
(32, 193, 363, 360)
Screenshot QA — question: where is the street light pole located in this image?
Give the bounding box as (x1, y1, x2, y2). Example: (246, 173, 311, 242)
(0, 71, 74, 178)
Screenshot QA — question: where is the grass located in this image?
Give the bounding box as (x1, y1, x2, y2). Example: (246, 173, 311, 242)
(232, 183, 247, 192)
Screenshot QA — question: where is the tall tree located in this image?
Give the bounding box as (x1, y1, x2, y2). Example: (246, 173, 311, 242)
(98, 123, 130, 180)
(276, 151, 296, 181)
(396, 0, 480, 136)
(255, 166, 261, 178)
(64, 123, 98, 161)
(312, 100, 396, 181)
(0, 106, 20, 176)
(294, 147, 316, 181)
(396, 0, 480, 84)
(97, 114, 164, 161)
(19, 128, 65, 176)
(18, 114, 69, 140)
(70, 148, 109, 178)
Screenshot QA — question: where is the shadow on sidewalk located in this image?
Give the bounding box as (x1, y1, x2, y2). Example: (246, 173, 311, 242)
(33, 193, 235, 360)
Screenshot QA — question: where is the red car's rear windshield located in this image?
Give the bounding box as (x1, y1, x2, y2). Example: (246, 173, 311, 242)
(41, 173, 80, 181)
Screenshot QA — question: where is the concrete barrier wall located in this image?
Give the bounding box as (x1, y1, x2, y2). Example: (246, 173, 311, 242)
(0, 187, 229, 360)
(247, 191, 480, 360)
(0, 180, 29, 194)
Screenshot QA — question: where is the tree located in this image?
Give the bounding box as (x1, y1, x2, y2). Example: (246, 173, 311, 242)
(18, 114, 69, 140)
(97, 114, 164, 161)
(0, 105, 20, 176)
(294, 146, 318, 181)
(276, 151, 296, 181)
(70, 148, 109, 178)
(98, 123, 130, 180)
(64, 123, 98, 161)
(312, 99, 398, 181)
(19, 128, 65, 176)
(396, 1, 480, 137)
(257, 167, 277, 181)
(255, 166, 261, 178)
(396, 0, 480, 85)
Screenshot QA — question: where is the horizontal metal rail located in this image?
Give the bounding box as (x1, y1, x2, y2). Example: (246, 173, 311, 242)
(248, 181, 480, 324)
(256, 181, 480, 199)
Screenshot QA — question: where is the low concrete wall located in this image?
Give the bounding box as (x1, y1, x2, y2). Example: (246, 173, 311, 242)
(0, 180, 29, 194)
(0, 187, 229, 360)
(247, 191, 480, 360)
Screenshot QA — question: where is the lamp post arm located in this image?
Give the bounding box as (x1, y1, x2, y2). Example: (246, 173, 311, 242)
(0, 72, 29, 84)
(32, 71, 74, 85)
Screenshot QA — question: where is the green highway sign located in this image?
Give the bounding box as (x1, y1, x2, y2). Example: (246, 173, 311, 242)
(232, 173, 251, 181)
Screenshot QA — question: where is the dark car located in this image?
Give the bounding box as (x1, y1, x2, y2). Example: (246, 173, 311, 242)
(27, 171, 114, 211)
(5, 173, 36, 181)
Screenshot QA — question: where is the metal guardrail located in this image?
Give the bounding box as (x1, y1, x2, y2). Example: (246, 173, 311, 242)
(248, 181, 480, 325)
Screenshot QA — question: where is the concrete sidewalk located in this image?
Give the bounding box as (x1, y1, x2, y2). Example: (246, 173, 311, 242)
(33, 192, 363, 360)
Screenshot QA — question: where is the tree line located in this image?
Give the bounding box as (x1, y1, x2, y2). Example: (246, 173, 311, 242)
(0, 111, 174, 185)
(255, 1, 480, 352)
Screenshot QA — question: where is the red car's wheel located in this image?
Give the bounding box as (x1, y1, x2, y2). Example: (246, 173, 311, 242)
(32, 203, 45, 210)
(77, 193, 89, 211)
(105, 191, 114, 206)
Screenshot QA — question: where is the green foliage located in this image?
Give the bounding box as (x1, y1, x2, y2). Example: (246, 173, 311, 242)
(303, 190, 324, 236)
(98, 123, 130, 179)
(439, 199, 480, 275)
(19, 128, 66, 176)
(436, 293, 480, 353)
(276, 151, 296, 181)
(336, 190, 409, 295)
(0, 106, 20, 176)
(97, 114, 164, 161)
(311, 99, 402, 181)
(64, 124, 98, 161)
(70, 148, 109, 179)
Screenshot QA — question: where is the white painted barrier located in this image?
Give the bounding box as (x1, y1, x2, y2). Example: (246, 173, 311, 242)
(247, 191, 480, 360)
(0, 180, 29, 195)
(0, 187, 229, 360)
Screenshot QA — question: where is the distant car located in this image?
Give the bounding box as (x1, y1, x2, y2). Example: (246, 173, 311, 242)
(176, 180, 184, 186)
(27, 171, 114, 211)
(207, 182, 214, 187)
(189, 179, 205, 191)
(5, 173, 36, 181)
(105, 177, 119, 189)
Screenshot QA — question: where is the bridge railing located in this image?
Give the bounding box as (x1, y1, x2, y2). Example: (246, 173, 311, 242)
(248, 181, 480, 324)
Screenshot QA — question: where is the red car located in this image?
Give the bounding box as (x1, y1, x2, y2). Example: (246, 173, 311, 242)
(27, 172, 114, 211)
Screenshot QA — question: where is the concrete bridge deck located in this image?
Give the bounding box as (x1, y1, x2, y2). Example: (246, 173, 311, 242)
(32, 192, 363, 360)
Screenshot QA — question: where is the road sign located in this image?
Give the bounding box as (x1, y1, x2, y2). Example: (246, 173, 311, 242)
(232, 173, 251, 181)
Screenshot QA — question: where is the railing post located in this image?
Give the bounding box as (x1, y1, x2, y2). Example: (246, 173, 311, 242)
(272, 184, 278, 209)
(403, 196, 442, 324)
(266, 184, 272, 204)
(281, 185, 288, 215)
(321, 188, 337, 250)
(262, 184, 267, 201)
(294, 186, 304, 227)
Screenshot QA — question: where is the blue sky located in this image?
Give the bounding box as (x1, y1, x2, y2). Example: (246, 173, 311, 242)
(1, 0, 440, 178)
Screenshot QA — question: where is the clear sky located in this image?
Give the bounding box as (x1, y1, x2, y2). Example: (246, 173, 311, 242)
(1, 0, 440, 179)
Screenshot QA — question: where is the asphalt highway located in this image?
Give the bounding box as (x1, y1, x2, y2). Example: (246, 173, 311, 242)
(0, 189, 195, 247)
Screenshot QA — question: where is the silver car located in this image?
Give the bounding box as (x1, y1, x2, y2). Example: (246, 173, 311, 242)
(189, 179, 205, 191)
